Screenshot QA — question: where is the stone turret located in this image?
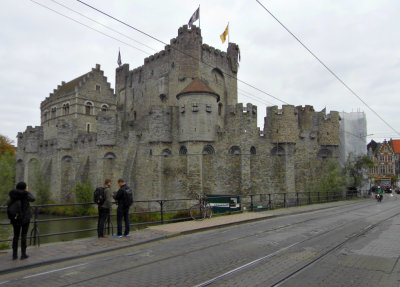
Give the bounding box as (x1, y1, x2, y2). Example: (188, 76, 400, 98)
(171, 25, 202, 79)
(318, 111, 340, 146)
(18, 126, 42, 153)
(177, 78, 219, 142)
(297, 105, 314, 131)
(264, 105, 298, 143)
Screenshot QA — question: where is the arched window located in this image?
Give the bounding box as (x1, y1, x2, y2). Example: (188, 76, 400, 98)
(271, 145, 285, 156)
(51, 107, 57, 118)
(86, 123, 91, 133)
(44, 110, 49, 121)
(104, 152, 116, 159)
(218, 103, 223, 116)
(179, 146, 187, 155)
(63, 103, 70, 115)
(62, 155, 73, 162)
(229, 146, 241, 155)
(160, 94, 167, 103)
(162, 149, 172, 157)
(212, 68, 224, 84)
(250, 146, 256, 155)
(203, 145, 215, 155)
(317, 148, 332, 158)
(85, 102, 93, 115)
(101, 104, 109, 112)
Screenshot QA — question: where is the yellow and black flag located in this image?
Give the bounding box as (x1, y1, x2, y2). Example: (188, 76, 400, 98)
(220, 23, 229, 43)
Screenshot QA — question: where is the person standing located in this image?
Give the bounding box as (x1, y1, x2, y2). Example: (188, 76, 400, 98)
(97, 179, 113, 238)
(7, 182, 35, 260)
(113, 178, 133, 237)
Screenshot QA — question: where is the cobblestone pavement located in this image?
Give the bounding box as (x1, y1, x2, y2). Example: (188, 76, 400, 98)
(1, 197, 398, 286)
(0, 199, 358, 274)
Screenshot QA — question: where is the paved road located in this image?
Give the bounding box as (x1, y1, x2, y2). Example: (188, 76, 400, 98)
(1, 197, 399, 286)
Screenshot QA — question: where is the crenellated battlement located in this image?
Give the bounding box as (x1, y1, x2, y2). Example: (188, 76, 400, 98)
(317, 110, 340, 146)
(41, 64, 112, 108)
(18, 126, 43, 154)
(266, 105, 297, 117)
(228, 103, 257, 117)
(202, 44, 228, 59)
(144, 48, 172, 64)
(264, 105, 298, 143)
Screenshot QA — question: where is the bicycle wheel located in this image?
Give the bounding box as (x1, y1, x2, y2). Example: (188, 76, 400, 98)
(205, 204, 213, 219)
(189, 204, 206, 221)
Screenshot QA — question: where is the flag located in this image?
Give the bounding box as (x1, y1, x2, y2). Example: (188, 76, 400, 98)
(117, 50, 122, 67)
(188, 7, 199, 27)
(220, 24, 229, 43)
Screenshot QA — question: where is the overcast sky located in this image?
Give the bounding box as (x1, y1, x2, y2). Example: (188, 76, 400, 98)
(1, 0, 399, 145)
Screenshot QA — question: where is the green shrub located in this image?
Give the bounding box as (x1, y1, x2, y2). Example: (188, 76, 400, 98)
(74, 179, 94, 216)
(0, 152, 15, 205)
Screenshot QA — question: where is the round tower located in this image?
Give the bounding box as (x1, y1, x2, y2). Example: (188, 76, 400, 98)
(176, 78, 219, 142)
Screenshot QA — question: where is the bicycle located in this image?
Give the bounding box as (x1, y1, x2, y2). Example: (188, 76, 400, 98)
(189, 194, 213, 221)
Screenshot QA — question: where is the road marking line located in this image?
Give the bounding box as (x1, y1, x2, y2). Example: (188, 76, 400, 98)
(22, 263, 88, 279)
(0, 281, 10, 285)
(193, 242, 299, 287)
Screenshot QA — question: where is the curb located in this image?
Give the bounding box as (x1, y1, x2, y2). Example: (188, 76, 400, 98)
(0, 235, 169, 276)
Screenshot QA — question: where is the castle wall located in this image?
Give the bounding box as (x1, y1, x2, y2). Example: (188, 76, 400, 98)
(17, 26, 342, 204)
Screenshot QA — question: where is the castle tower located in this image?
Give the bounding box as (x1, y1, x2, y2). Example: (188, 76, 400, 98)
(264, 105, 298, 143)
(173, 25, 202, 79)
(176, 78, 219, 142)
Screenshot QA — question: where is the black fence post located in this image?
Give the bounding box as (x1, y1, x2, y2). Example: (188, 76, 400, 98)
(284, 193, 287, 208)
(308, 192, 311, 205)
(107, 213, 111, 235)
(268, 194, 272, 209)
(250, 195, 254, 211)
(31, 206, 39, 247)
(318, 192, 320, 203)
(158, 200, 165, 224)
(296, 192, 299, 206)
(327, 192, 329, 202)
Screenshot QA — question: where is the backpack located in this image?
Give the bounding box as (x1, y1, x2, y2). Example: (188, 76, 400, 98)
(124, 188, 133, 208)
(7, 199, 22, 221)
(94, 187, 106, 206)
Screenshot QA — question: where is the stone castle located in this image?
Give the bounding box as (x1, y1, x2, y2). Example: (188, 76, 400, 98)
(16, 25, 340, 202)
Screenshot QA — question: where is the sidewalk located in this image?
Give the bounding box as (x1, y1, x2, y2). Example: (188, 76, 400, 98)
(0, 200, 362, 275)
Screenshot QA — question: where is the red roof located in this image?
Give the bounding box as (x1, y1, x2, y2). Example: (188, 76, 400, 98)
(391, 139, 400, 153)
(176, 78, 219, 101)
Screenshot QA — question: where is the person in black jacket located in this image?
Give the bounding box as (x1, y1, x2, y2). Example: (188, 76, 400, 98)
(8, 182, 35, 260)
(97, 179, 113, 238)
(112, 178, 131, 237)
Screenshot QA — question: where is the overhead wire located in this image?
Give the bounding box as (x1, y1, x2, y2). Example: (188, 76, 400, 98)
(49, 0, 158, 52)
(255, 0, 400, 137)
(75, 0, 290, 105)
(30, 0, 281, 119)
(30, 0, 152, 56)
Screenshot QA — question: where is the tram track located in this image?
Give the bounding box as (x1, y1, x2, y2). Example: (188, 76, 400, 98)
(194, 200, 400, 286)
(0, 200, 389, 286)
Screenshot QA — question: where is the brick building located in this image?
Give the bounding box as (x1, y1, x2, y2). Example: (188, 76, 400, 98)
(367, 139, 396, 187)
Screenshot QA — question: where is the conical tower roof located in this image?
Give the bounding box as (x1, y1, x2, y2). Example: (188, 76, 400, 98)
(176, 78, 220, 101)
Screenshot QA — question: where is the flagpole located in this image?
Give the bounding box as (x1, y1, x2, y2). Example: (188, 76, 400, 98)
(228, 22, 230, 43)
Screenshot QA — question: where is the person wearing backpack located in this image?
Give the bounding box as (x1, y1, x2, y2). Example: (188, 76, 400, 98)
(7, 182, 35, 260)
(112, 178, 133, 237)
(96, 179, 113, 238)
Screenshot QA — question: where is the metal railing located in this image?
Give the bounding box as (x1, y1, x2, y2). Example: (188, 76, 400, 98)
(0, 190, 362, 247)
